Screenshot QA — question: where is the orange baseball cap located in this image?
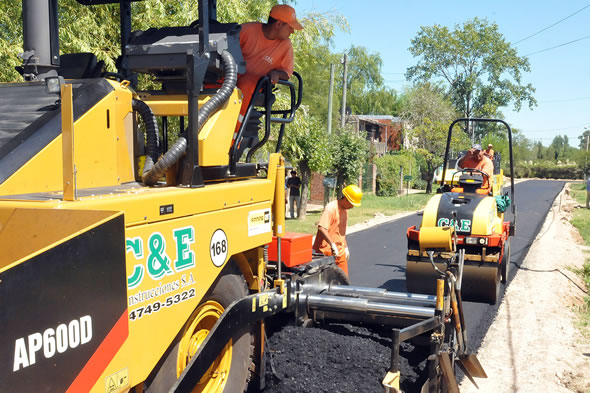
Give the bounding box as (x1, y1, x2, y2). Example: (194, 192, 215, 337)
(270, 4, 303, 30)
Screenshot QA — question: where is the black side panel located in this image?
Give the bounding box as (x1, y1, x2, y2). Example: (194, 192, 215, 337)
(0, 79, 114, 185)
(0, 214, 127, 393)
(435, 192, 486, 235)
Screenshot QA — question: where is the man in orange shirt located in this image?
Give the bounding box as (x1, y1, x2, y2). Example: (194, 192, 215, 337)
(484, 143, 494, 159)
(457, 144, 494, 189)
(312, 185, 363, 276)
(236, 4, 303, 129)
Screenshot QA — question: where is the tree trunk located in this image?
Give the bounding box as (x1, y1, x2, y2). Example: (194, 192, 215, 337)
(297, 160, 311, 220)
(336, 172, 344, 199)
(422, 161, 435, 194)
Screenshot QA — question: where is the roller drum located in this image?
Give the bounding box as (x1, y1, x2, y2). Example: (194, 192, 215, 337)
(406, 259, 500, 304)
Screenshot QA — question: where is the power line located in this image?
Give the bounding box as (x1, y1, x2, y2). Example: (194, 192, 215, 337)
(528, 135, 573, 142)
(524, 34, 590, 56)
(539, 96, 590, 103)
(514, 4, 590, 45)
(521, 124, 589, 133)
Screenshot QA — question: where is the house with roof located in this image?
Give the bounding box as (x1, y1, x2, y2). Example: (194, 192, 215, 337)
(347, 115, 403, 156)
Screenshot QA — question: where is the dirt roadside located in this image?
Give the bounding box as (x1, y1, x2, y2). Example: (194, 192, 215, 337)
(458, 185, 590, 393)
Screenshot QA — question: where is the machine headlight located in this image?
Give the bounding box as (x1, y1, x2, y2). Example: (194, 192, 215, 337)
(465, 237, 488, 245)
(45, 76, 64, 94)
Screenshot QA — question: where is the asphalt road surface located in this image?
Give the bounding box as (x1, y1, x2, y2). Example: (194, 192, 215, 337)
(346, 179, 566, 349)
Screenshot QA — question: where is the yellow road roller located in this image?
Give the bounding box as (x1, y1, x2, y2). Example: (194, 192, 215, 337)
(406, 118, 516, 304)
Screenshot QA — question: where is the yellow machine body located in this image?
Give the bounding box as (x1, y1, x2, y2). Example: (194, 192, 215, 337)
(407, 160, 510, 304)
(139, 89, 242, 167)
(0, 77, 282, 393)
(420, 193, 504, 237)
(0, 80, 136, 196)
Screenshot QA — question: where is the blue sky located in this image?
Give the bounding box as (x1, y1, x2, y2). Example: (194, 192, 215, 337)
(295, 0, 590, 147)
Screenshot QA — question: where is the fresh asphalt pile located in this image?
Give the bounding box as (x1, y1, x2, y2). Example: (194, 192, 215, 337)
(258, 321, 428, 393)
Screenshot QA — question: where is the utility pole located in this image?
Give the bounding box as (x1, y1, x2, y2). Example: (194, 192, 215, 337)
(340, 53, 348, 129)
(585, 134, 589, 176)
(327, 63, 335, 135)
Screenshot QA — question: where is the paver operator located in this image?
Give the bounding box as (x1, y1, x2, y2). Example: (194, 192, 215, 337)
(312, 185, 363, 276)
(236, 4, 302, 130)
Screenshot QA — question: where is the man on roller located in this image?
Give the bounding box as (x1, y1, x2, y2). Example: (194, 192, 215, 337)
(458, 143, 494, 189)
(312, 184, 363, 276)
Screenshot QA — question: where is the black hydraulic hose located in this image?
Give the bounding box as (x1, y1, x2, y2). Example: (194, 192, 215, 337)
(141, 50, 238, 186)
(133, 98, 160, 181)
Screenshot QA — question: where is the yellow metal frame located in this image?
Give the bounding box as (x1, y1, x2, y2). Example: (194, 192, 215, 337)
(139, 89, 243, 167)
(0, 80, 135, 196)
(0, 74, 285, 392)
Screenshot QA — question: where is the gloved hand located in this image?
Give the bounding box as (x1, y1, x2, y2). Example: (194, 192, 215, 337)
(330, 242, 339, 257)
(345, 247, 350, 260)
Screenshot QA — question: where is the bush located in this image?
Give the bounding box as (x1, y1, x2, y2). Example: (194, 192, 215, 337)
(512, 161, 582, 179)
(375, 151, 421, 196)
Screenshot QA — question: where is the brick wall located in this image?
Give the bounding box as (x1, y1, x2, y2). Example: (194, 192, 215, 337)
(310, 172, 324, 204)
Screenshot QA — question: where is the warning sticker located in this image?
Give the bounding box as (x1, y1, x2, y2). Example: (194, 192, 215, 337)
(105, 368, 129, 393)
(248, 208, 271, 237)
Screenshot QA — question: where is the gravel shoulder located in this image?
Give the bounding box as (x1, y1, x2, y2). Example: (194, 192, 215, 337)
(459, 185, 590, 393)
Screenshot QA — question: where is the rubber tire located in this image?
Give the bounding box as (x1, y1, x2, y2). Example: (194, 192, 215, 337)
(501, 239, 511, 284)
(199, 264, 253, 393)
(145, 263, 253, 393)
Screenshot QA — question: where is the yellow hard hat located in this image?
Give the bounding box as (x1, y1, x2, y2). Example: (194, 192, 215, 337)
(342, 184, 362, 207)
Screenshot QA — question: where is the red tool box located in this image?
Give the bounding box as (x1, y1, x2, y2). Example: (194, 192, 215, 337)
(267, 232, 313, 267)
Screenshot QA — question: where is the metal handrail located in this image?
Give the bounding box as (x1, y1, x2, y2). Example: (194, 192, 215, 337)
(229, 71, 303, 173)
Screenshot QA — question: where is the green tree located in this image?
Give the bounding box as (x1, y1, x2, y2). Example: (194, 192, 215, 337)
(374, 151, 419, 196)
(550, 135, 567, 161)
(505, 129, 535, 164)
(291, 12, 348, 124)
(0, 0, 24, 82)
(578, 128, 590, 150)
(406, 17, 536, 140)
(532, 141, 545, 160)
(330, 127, 368, 195)
(400, 83, 467, 193)
(282, 111, 333, 219)
(345, 46, 401, 116)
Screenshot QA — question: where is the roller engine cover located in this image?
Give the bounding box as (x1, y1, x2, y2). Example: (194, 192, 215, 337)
(435, 192, 486, 235)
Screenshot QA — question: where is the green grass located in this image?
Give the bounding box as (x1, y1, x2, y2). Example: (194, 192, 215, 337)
(566, 182, 590, 336)
(285, 192, 432, 234)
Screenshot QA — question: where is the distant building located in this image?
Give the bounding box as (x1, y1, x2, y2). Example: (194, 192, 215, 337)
(346, 115, 403, 156)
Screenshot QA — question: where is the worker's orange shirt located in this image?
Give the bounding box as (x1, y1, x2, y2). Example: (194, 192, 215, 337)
(236, 23, 295, 121)
(239, 22, 294, 79)
(484, 148, 494, 159)
(458, 155, 494, 189)
(312, 200, 348, 266)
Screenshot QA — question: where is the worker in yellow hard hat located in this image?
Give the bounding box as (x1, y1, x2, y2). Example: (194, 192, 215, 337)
(312, 184, 363, 276)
